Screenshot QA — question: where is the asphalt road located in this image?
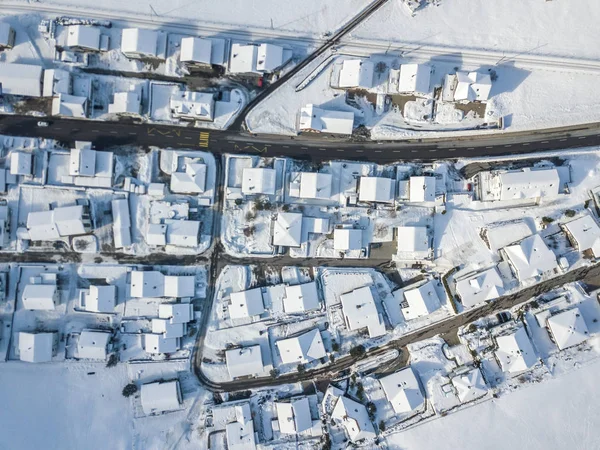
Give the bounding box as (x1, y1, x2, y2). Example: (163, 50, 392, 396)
(2, 115, 600, 163)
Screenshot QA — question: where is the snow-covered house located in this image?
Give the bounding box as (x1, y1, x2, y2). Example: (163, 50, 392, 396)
(27, 205, 90, 241)
(379, 366, 424, 414)
(166, 220, 200, 248)
(180, 37, 212, 67)
(42, 68, 71, 98)
(275, 397, 316, 435)
(170, 91, 215, 121)
(0, 62, 43, 97)
(283, 282, 320, 313)
(497, 168, 560, 201)
(226, 345, 265, 379)
(298, 104, 354, 135)
(547, 308, 589, 350)
(398, 63, 431, 96)
(358, 177, 395, 203)
(241, 168, 276, 196)
(257, 43, 284, 72)
(272, 212, 302, 247)
(144, 334, 180, 354)
(64, 25, 101, 52)
(338, 59, 374, 89)
(121, 28, 163, 59)
(229, 43, 283, 74)
(562, 215, 600, 258)
(10, 152, 32, 176)
(51, 94, 88, 118)
(229, 288, 265, 320)
(112, 198, 132, 248)
(503, 234, 558, 281)
(22, 275, 59, 310)
(455, 267, 505, 309)
(396, 226, 430, 258)
(494, 326, 538, 373)
(151, 318, 185, 338)
(108, 90, 142, 115)
(331, 396, 376, 443)
(451, 368, 487, 403)
(130, 271, 195, 298)
(18, 332, 57, 363)
(170, 161, 207, 194)
(340, 285, 386, 338)
(409, 176, 436, 202)
(397, 280, 441, 320)
(334, 228, 363, 251)
(452, 71, 493, 102)
(0, 23, 16, 50)
(225, 403, 257, 450)
(299, 172, 332, 200)
(77, 330, 111, 360)
(276, 328, 326, 365)
(67, 143, 114, 188)
(159, 303, 194, 324)
(140, 380, 182, 415)
(81, 285, 117, 313)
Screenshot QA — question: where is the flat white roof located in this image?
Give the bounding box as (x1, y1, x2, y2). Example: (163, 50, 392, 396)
(180, 37, 212, 64)
(166, 220, 200, 248)
(334, 228, 363, 251)
(398, 63, 431, 96)
(144, 334, 179, 354)
(151, 318, 185, 338)
(359, 177, 395, 203)
(283, 282, 320, 313)
(108, 91, 141, 115)
(229, 288, 265, 320)
(495, 326, 537, 373)
(0, 62, 43, 97)
(273, 212, 303, 247)
(226, 345, 264, 379)
(19, 332, 55, 363)
(452, 368, 487, 403)
(498, 168, 560, 201)
(121, 28, 158, 57)
(379, 366, 424, 414)
(396, 226, 429, 253)
(299, 104, 354, 135)
(504, 234, 558, 281)
(164, 275, 195, 298)
(400, 280, 441, 320)
(331, 396, 376, 443)
(159, 303, 193, 324)
(86, 285, 117, 313)
(241, 167, 277, 196)
(77, 330, 110, 360)
(276, 397, 313, 435)
(65, 25, 100, 51)
(229, 43, 258, 73)
(256, 43, 284, 72)
(22, 284, 57, 310)
(140, 381, 181, 415)
(409, 176, 436, 202)
(564, 215, 600, 257)
(276, 328, 326, 364)
(547, 308, 589, 350)
(338, 59, 374, 88)
(299, 172, 332, 200)
(455, 267, 504, 308)
(340, 285, 385, 338)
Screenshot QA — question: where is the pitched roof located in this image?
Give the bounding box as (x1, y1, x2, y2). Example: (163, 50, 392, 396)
(226, 345, 264, 379)
(121, 28, 158, 57)
(19, 332, 55, 363)
(283, 282, 320, 313)
(229, 288, 265, 319)
(547, 308, 589, 350)
(563, 215, 600, 257)
(379, 366, 424, 414)
(276, 328, 326, 364)
(144, 334, 179, 354)
(504, 234, 558, 281)
(338, 59, 374, 88)
(333, 228, 363, 251)
(359, 177, 395, 203)
(276, 397, 313, 435)
(299, 172, 332, 199)
(340, 285, 385, 338)
(298, 104, 354, 135)
(273, 212, 303, 247)
(241, 168, 276, 195)
(225, 403, 257, 450)
(86, 285, 117, 313)
(455, 267, 504, 308)
(495, 327, 537, 373)
(498, 168, 560, 201)
(77, 330, 110, 360)
(451, 368, 487, 403)
(398, 63, 431, 95)
(180, 37, 212, 64)
(409, 176, 436, 202)
(400, 280, 441, 320)
(331, 396, 376, 442)
(140, 381, 181, 415)
(256, 43, 284, 72)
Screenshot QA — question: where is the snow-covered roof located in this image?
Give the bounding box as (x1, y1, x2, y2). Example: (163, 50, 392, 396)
(140, 381, 181, 415)
(283, 282, 320, 313)
(108, 91, 141, 115)
(22, 284, 57, 310)
(27, 205, 87, 241)
(451, 368, 487, 403)
(166, 220, 200, 248)
(241, 168, 277, 196)
(331, 396, 376, 443)
(65, 25, 100, 51)
(273, 212, 303, 247)
(226, 345, 264, 379)
(112, 198, 131, 248)
(77, 330, 110, 360)
(256, 43, 284, 72)
(121, 28, 158, 58)
(131, 271, 196, 298)
(147, 223, 167, 246)
(86, 285, 117, 313)
(340, 285, 386, 338)
(338, 59, 374, 88)
(298, 104, 354, 135)
(498, 168, 560, 201)
(19, 332, 55, 363)
(170, 91, 215, 121)
(159, 303, 193, 324)
(164, 275, 195, 298)
(409, 176, 436, 202)
(229, 43, 258, 73)
(51, 94, 88, 118)
(454, 71, 492, 102)
(276, 397, 313, 435)
(225, 403, 257, 450)
(563, 215, 600, 258)
(69, 147, 96, 177)
(144, 334, 179, 354)
(398, 64, 431, 96)
(504, 234, 558, 281)
(43, 68, 70, 97)
(396, 226, 429, 253)
(171, 162, 207, 194)
(0, 62, 43, 97)
(151, 318, 185, 338)
(359, 177, 395, 203)
(379, 366, 424, 414)
(334, 228, 363, 251)
(276, 328, 326, 364)
(229, 288, 265, 319)
(299, 172, 332, 199)
(10, 152, 32, 176)
(0, 23, 14, 48)
(547, 308, 589, 350)
(495, 326, 537, 373)
(400, 280, 441, 320)
(180, 37, 212, 64)
(455, 267, 505, 308)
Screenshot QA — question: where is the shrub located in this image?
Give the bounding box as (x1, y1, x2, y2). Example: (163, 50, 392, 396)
(331, 341, 340, 352)
(565, 209, 576, 218)
(106, 353, 118, 368)
(542, 216, 554, 224)
(349, 345, 366, 358)
(297, 364, 306, 373)
(234, 198, 243, 206)
(270, 368, 279, 378)
(122, 383, 138, 398)
(379, 420, 386, 431)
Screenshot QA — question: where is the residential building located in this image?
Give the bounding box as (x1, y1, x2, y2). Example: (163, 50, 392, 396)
(67, 143, 114, 188)
(22, 275, 59, 310)
(299, 172, 332, 200)
(334, 228, 363, 251)
(228, 42, 284, 74)
(121, 28, 162, 59)
(0, 23, 16, 50)
(451, 368, 487, 403)
(140, 380, 182, 415)
(0, 62, 43, 97)
(275, 397, 318, 435)
(563, 215, 600, 258)
(130, 271, 195, 298)
(497, 168, 560, 201)
(283, 282, 320, 313)
(331, 396, 376, 443)
(144, 334, 180, 354)
(170, 91, 215, 121)
(10, 152, 32, 176)
(112, 198, 132, 248)
(77, 330, 111, 360)
(398, 280, 441, 320)
(276, 328, 326, 364)
(455, 267, 505, 308)
(395, 226, 430, 256)
(452, 71, 493, 102)
(51, 94, 88, 118)
(64, 25, 101, 51)
(409, 176, 436, 202)
(108, 90, 142, 115)
(151, 318, 185, 338)
(27, 205, 90, 241)
(358, 177, 395, 203)
(547, 307, 589, 350)
(398, 63, 431, 96)
(298, 104, 354, 135)
(81, 285, 117, 313)
(226, 345, 264, 379)
(338, 59, 374, 89)
(18, 332, 57, 363)
(379, 366, 424, 414)
(241, 168, 277, 196)
(340, 285, 386, 338)
(503, 234, 558, 281)
(180, 37, 212, 67)
(229, 288, 265, 320)
(170, 160, 207, 194)
(272, 212, 303, 247)
(494, 326, 538, 373)
(159, 303, 194, 324)
(225, 403, 257, 450)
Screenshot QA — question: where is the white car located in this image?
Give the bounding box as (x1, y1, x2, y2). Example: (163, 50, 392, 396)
(37, 121, 49, 127)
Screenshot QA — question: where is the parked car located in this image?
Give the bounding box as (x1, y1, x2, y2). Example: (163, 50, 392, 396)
(37, 121, 49, 127)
